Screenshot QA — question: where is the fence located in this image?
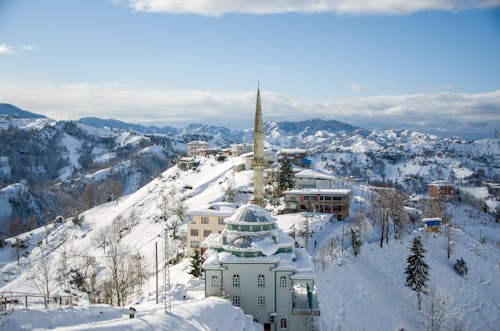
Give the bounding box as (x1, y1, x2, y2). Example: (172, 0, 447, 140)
(0, 292, 73, 313)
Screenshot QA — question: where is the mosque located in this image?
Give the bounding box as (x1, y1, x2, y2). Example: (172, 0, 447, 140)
(202, 86, 320, 331)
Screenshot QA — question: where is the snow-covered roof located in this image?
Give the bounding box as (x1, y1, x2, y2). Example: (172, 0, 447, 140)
(279, 148, 307, 154)
(187, 202, 239, 217)
(187, 140, 210, 145)
(430, 180, 453, 187)
(422, 217, 442, 223)
(225, 204, 276, 225)
(283, 188, 351, 195)
(240, 150, 275, 158)
(295, 169, 335, 180)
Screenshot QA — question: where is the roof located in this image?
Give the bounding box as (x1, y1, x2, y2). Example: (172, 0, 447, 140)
(430, 180, 453, 187)
(295, 169, 335, 180)
(187, 140, 210, 146)
(283, 188, 351, 195)
(422, 217, 442, 223)
(240, 150, 275, 158)
(187, 202, 239, 217)
(279, 148, 307, 154)
(225, 204, 276, 225)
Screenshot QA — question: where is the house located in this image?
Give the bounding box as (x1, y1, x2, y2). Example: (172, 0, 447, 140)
(187, 140, 211, 156)
(230, 143, 253, 156)
(203, 204, 320, 331)
(177, 157, 199, 171)
(242, 150, 276, 170)
(282, 189, 351, 221)
(294, 169, 335, 189)
(278, 149, 311, 168)
(429, 181, 454, 200)
(422, 217, 442, 232)
(198, 146, 221, 157)
(186, 202, 239, 255)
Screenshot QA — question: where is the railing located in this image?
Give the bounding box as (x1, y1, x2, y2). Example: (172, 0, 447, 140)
(0, 292, 73, 313)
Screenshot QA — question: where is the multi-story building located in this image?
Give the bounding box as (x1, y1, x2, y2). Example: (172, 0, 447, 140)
(429, 180, 454, 200)
(203, 204, 320, 331)
(187, 140, 211, 156)
(282, 188, 351, 220)
(294, 169, 335, 189)
(186, 202, 238, 255)
(230, 143, 253, 156)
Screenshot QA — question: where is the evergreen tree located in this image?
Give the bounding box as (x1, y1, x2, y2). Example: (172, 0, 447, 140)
(188, 249, 202, 278)
(350, 228, 362, 256)
(278, 157, 295, 193)
(405, 236, 429, 310)
(453, 258, 468, 277)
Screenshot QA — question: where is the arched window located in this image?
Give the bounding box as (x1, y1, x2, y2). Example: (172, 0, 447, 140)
(279, 275, 287, 287)
(232, 274, 240, 287)
(257, 274, 265, 287)
(211, 275, 219, 287)
(280, 318, 287, 329)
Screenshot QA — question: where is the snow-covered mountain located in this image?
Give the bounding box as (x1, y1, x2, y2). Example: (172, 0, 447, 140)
(0, 116, 182, 234)
(1, 104, 498, 235)
(0, 156, 497, 330)
(0, 103, 47, 119)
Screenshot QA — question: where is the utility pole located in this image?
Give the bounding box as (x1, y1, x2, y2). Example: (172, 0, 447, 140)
(164, 226, 171, 313)
(155, 242, 158, 304)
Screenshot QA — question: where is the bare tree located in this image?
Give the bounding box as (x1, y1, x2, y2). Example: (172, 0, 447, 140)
(32, 254, 53, 307)
(371, 188, 407, 247)
(424, 288, 460, 331)
(105, 241, 132, 306)
(157, 186, 187, 240)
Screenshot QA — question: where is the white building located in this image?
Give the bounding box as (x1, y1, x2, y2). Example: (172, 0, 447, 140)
(242, 150, 276, 170)
(230, 143, 253, 156)
(187, 140, 211, 156)
(186, 202, 238, 255)
(294, 169, 335, 189)
(203, 204, 320, 331)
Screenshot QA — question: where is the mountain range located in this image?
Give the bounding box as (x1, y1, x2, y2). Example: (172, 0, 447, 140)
(0, 103, 498, 235)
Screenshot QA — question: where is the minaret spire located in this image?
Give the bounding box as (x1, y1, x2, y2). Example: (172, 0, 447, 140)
(251, 83, 266, 207)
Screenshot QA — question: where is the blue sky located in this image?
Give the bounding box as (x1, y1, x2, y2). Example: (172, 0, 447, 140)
(0, 0, 499, 138)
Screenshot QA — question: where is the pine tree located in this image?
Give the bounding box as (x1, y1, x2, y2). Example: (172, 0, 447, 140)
(453, 258, 468, 277)
(405, 236, 429, 310)
(188, 249, 202, 278)
(350, 227, 362, 256)
(278, 157, 295, 193)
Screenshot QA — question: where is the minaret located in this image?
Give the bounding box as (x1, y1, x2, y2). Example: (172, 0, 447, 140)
(251, 84, 266, 207)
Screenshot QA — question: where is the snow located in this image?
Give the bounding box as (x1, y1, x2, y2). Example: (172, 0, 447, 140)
(0, 154, 498, 331)
(0, 297, 261, 331)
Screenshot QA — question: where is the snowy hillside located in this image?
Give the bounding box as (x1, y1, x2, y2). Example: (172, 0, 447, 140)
(0, 156, 498, 330)
(0, 117, 182, 233)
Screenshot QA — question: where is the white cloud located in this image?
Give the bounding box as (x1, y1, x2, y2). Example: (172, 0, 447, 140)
(0, 43, 35, 54)
(350, 83, 361, 92)
(0, 43, 15, 54)
(0, 82, 498, 139)
(19, 45, 35, 51)
(124, 0, 500, 15)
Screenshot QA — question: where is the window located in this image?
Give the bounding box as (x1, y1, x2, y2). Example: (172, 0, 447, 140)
(280, 318, 287, 329)
(304, 196, 310, 201)
(232, 274, 240, 287)
(201, 217, 209, 224)
(232, 296, 240, 307)
(279, 276, 287, 287)
(211, 275, 219, 287)
(204, 230, 211, 237)
(190, 241, 199, 248)
(218, 217, 225, 225)
(257, 296, 265, 307)
(257, 274, 265, 287)
(190, 229, 199, 236)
